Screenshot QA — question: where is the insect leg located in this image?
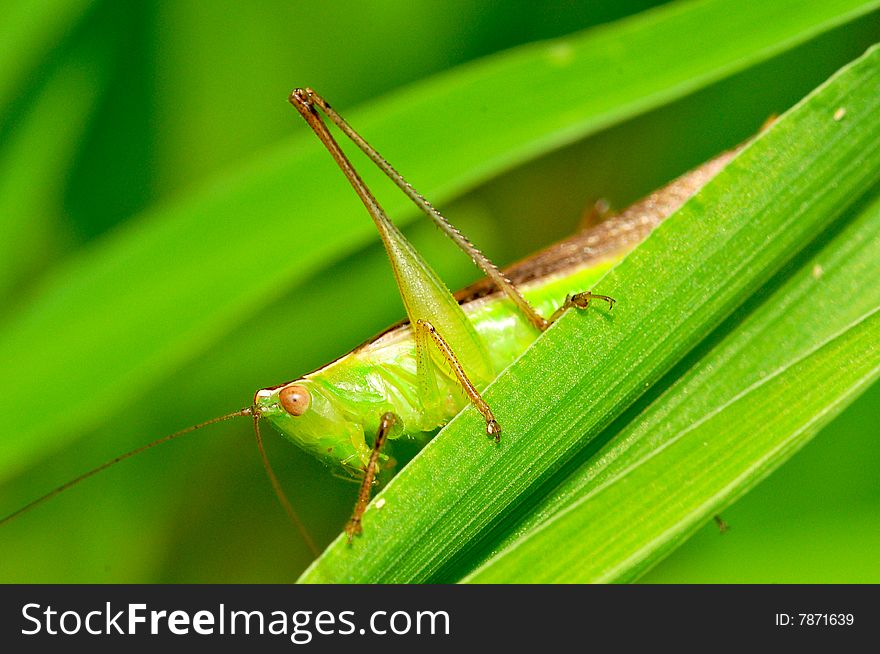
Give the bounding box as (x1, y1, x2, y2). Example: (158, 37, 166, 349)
(547, 291, 616, 325)
(294, 88, 551, 332)
(346, 411, 398, 542)
(290, 88, 497, 386)
(415, 319, 501, 442)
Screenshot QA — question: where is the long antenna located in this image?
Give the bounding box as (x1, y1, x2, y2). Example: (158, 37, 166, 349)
(3, 409, 322, 560)
(252, 413, 320, 557)
(0, 409, 252, 527)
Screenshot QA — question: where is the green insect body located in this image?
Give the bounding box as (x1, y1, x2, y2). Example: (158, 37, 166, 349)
(255, 255, 621, 474)
(255, 87, 737, 516)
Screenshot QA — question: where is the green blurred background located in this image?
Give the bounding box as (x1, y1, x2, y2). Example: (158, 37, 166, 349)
(0, 0, 878, 582)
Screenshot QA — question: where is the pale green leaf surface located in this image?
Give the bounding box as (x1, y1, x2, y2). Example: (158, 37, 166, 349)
(0, 0, 875, 482)
(298, 44, 880, 583)
(468, 307, 880, 582)
(475, 186, 880, 567)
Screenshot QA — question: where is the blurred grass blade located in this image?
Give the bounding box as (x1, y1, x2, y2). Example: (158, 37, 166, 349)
(0, 0, 95, 115)
(298, 44, 880, 583)
(467, 307, 880, 583)
(475, 187, 880, 570)
(0, 39, 110, 303)
(0, 0, 875, 481)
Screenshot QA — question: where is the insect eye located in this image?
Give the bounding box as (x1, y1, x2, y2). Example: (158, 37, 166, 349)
(279, 384, 311, 416)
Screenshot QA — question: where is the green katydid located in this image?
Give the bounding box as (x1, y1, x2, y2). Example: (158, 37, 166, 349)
(1, 89, 737, 554)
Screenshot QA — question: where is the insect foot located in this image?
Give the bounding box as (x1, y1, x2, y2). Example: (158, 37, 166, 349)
(547, 290, 616, 325)
(570, 291, 615, 311)
(345, 518, 363, 544)
(487, 419, 502, 443)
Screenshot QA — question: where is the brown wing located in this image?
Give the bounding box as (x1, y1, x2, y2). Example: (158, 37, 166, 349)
(455, 146, 739, 303)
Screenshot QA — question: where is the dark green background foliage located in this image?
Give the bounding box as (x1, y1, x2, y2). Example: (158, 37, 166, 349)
(0, 0, 877, 582)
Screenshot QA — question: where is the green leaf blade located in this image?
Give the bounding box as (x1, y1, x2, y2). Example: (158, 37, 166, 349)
(478, 187, 880, 567)
(467, 307, 880, 583)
